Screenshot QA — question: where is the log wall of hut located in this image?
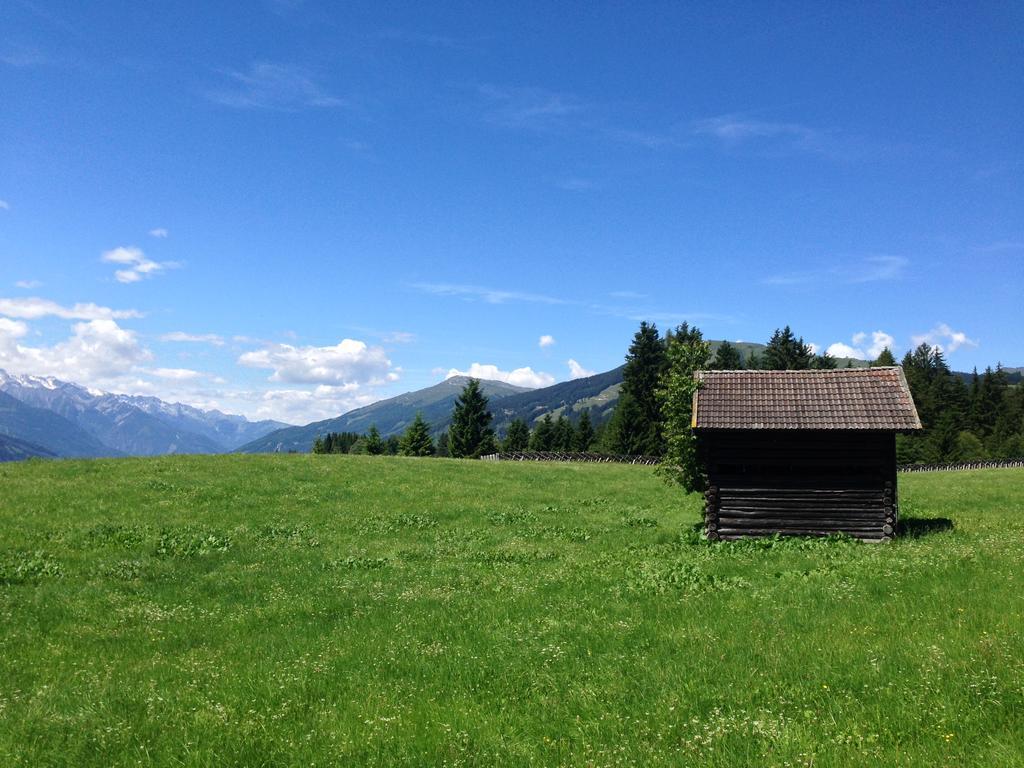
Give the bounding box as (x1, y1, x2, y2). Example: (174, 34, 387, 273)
(699, 430, 897, 542)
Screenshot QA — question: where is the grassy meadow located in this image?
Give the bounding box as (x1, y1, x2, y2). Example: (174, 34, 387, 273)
(1, 455, 1022, 767)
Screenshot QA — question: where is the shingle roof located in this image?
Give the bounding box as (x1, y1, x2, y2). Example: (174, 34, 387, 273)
(691, 367, 922, 431)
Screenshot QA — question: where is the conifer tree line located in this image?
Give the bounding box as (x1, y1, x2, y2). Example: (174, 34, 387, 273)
(310, 386, 605, 459)
(605, 321, 1024, 484)
(313, 321, 1024, 469)
(896, 346, 1023, 463)
(312, 426, 402, 456)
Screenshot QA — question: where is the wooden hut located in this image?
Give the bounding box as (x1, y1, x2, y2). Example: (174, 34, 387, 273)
(692, 367, 921, 542)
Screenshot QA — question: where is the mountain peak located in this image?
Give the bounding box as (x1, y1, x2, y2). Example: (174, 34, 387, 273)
(0, 369, 291, 456)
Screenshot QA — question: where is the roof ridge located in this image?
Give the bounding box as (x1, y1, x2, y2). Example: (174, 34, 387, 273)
(693, 365, 922, 431)
(700, 367, 899, 373)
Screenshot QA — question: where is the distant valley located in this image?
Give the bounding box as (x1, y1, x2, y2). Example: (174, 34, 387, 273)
(0, 370, 288, 460)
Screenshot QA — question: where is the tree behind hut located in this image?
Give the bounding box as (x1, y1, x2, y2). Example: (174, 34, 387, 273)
(657, 323, 711, 492)
(763, 326, 816, 370)
(711, 340, 743, 370)
(608, 321, 668, 456)
(870, 347, 896, 367)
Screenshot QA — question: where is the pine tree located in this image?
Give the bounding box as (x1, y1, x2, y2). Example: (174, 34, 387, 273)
(763, 326, 815, 370)
(365, 425, 384, 455)
(574, 410, 595, 451)
(337, 432, 361, 453)
(553, 414, 574, 451)
(502, 419, 531, 452)
(991, 384, 1024, 458)
(871, 347, 897, 367)
(900, 343, 974, 461)
(609, 321, 668, 455)
(448, 379, 496, 458)
(968, 368, 981, 431)
(530, 414, 555, 451)
(435, 431, 450, 458)
(656, 322, 711, 492)
(972, 366, 1006, 438)
(606, 391, 648, 454)
(711, 340, 743, 370)
(312, 436, 325, 454)
(399, 412, 435, 456)
(812, 351, 837, 369)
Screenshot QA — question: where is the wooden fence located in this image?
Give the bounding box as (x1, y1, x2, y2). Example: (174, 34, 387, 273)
(898, 458, 1024, 473)
(480, 453, 1024, 472)
(480, 451, 661, 465)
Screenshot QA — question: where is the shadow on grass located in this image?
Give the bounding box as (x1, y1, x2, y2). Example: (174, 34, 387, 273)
(898, 517, 955, 538)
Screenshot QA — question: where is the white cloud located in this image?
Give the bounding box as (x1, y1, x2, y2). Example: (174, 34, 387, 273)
(478, 84, 584, 132)
(825, 330, 896, 360)
(0, 200, 9, 210)
(555, 178, 594, 192)
(0, 318, 152, 384)
(975, 240, 1024, 253)
(238, 339, 393, 385)
(567, 359, 595, 379)
(14, 280, 41, 289)
(691, 113, 870, 160)
(412, 282, 569, 306)
(609, 290, 647, 300)
(149, 228, 169, 238)
(693, 115, 818, 147)
(825, 343, 859, 358)
(0, 297, 141, 320)
(0, 317, 395, 425)
(866, 331, 895, 357)
(247, 385, 381, 423)
(539, 334, 556, 349)
(381, 330, 416, 344)
(114, 269, 142, 284)
(205, 62, 345, 110)
(151, 368, 202, 380)
(911, 323, 978, 354)
(0, 318, 29, 338)
(765, 256, 907, 286)
(102, 246, 178, 284)
(807, 343, 820, 355)
(445, 363, 555, 389)
(160, 331, 225, 346)
(848, 256, 907, 284)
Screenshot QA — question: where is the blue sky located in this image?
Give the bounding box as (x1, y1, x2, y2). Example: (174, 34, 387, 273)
(1, 1, 1021, 423)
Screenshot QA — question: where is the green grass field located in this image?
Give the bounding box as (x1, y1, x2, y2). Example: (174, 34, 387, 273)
(1, 456, 1022, 767)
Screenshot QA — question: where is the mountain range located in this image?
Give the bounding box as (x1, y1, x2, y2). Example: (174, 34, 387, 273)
(0, 370, 288, 460)
(239, 342, 1022, 455)
(236, 366, 628, 453)
(235, 341, 792, 453)
(235, 376, 532, 453)
(3, 341, 1018, 460)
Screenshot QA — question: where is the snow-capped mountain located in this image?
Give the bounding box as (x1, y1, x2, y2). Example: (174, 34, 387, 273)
(0, 370, 289, 458)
